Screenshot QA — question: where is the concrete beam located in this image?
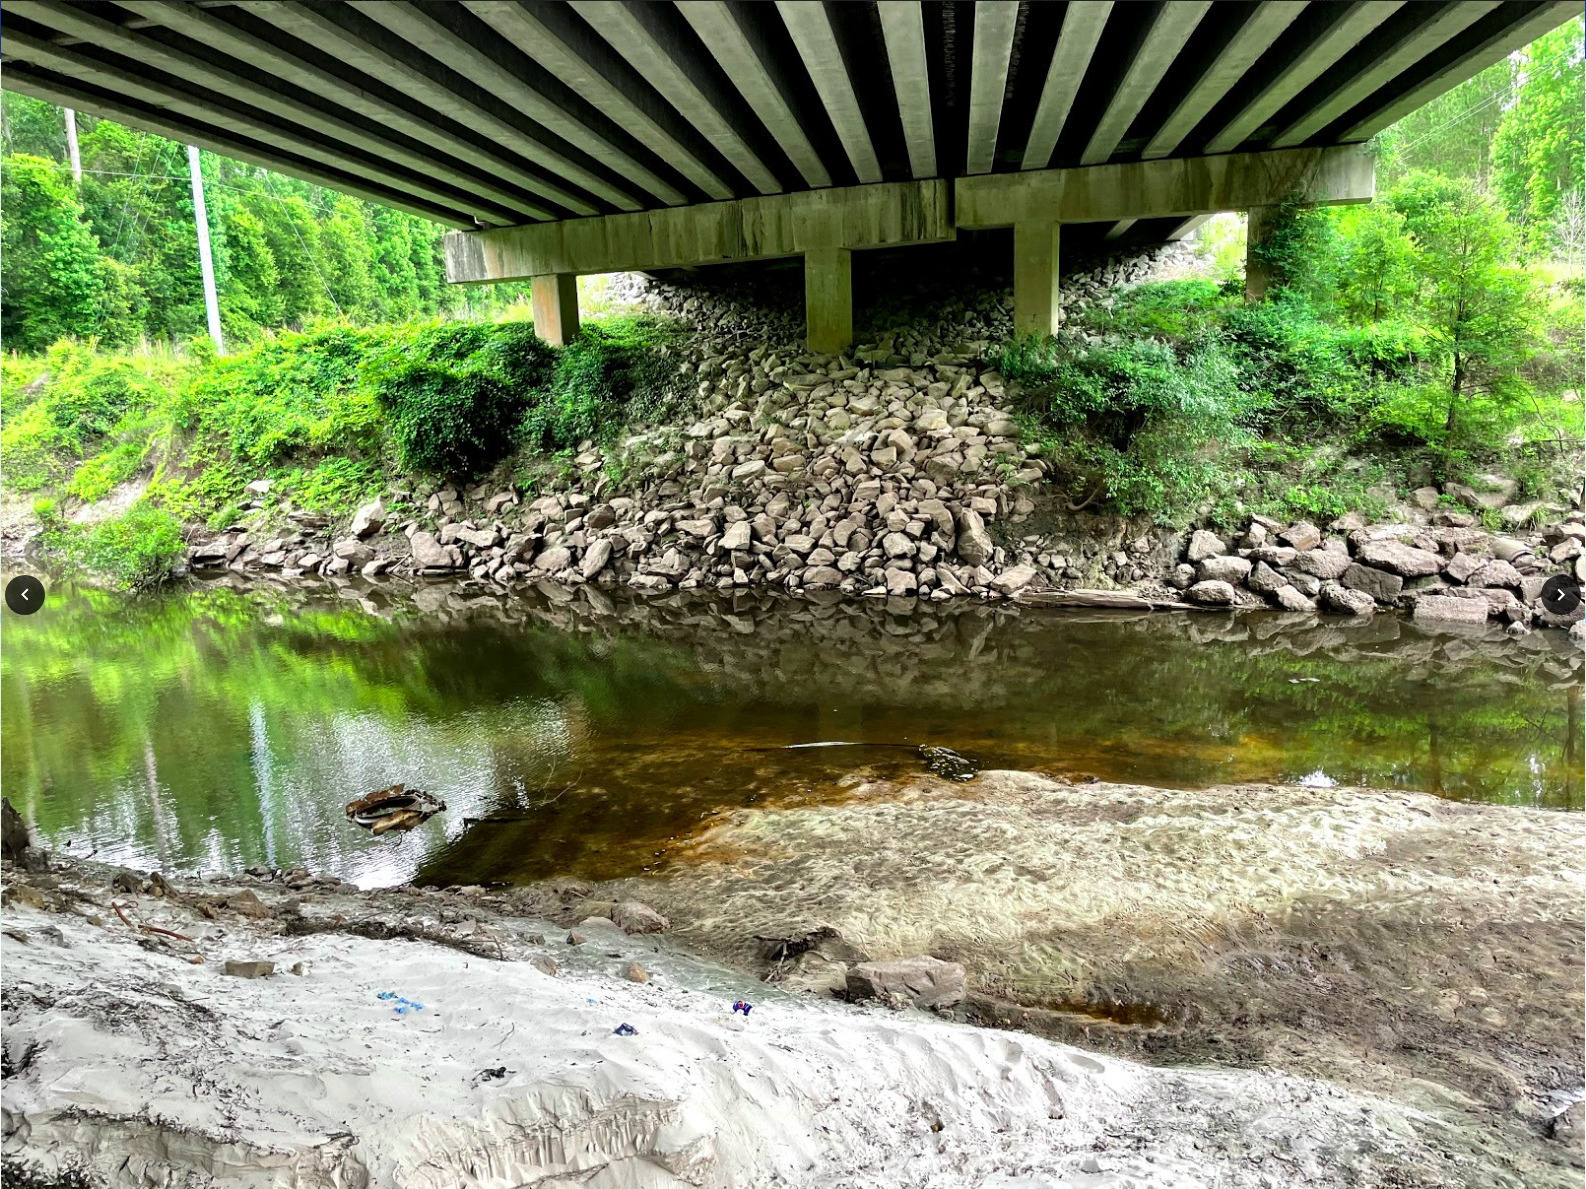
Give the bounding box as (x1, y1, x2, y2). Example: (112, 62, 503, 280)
(570, 1, 781, 196)
(805, 248, 853, 355)
(1021, 1, 1112, 171)
(531, 274, 580, 347)
(349, 1, 667, 209)
(446, 179, 953, 282)
(0, 62, 473, 226)
(1013, 221, 1061, 339)
(957, 145, 1373, 228)
(464, 1, 734, 201)
(1271, 3, 1499, 148)
(778, 1, 882, 185)
(0, 22, 525, 228)
(1141, 2, 1305, 160)
(679, 1, 832, 189)
(237, 0, 601, 217)
(1342, 2, 1585, 142)
(1202, 2, 1403, 155)
(1081, 2, 1211, 165)
(966, 0, 1020, 175)
(878, 1, 936, 179)
(1165, 214, 1213, 242)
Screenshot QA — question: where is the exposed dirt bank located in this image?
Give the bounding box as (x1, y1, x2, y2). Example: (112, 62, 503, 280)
(565, 774, 1586, 1187)
(0, 853, 1530, 1189)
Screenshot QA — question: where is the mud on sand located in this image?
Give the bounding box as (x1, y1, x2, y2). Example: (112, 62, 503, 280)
(573, 773, 1586, 1188)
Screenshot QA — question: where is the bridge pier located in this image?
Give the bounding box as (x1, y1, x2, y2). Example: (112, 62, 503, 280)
(805, 248, 853, 355)
(1012, 220, 1062, 339)
(1244, 206, 1278, 302)
(531, 273, 580, 346)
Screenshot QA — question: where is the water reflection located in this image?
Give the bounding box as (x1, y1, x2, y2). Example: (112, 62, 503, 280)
(1, 575, 1579, 887)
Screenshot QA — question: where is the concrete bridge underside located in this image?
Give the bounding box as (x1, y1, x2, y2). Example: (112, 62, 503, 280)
(4, 0, 1577, 350)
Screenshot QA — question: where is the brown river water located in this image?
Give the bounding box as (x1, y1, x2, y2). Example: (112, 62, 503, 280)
(1, 573, 1578, 889)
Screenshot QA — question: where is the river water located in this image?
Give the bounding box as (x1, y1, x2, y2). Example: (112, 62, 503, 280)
(2, 574, 1579, 888)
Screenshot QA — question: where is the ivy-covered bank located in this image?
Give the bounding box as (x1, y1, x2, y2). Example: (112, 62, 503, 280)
(1, 313, 684, 588)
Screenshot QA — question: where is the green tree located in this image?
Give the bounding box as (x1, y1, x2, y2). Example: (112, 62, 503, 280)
(0, 154, 105, 350)
(218, 206, 282, 339)
(1334, 202, 1419, 324)
(1391, 175, 1539, 436)
(1378, 58, 1513, 189)
(1491, 16, 1585, 251)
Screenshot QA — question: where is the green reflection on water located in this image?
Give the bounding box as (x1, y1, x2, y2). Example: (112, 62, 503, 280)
(2, 577, 1579, 888)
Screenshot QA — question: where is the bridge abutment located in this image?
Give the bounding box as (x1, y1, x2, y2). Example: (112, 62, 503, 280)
(446, 147, 1373, 351)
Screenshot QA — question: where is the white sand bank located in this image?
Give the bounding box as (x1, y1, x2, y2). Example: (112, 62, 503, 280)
(3, 881, 1447, 1189)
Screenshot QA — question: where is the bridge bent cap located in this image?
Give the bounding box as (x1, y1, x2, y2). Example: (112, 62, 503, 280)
(3, 0, 1575, 233)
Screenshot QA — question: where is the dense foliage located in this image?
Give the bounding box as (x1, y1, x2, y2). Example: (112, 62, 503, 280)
(2, 314, 681, 588)
(1006, 169, 1582, 524)
(1379, 17, 1585, 253)
(0, 94, 535, 349)
(1004, 18, 1584, 526)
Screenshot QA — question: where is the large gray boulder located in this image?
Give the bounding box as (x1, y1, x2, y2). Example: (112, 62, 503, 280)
(992, 565, 1037, 595)
(349, 498, 385, 538)
(1186, 580, 1237, 606)
(1444, 551, 1486, 583)
(1465, 559, 1524, 590)
(1247, 560, 1286, 595)
(846, 956, 966, 1009)
(409, 531, 455, 570)
(1320, 582, 1375, 617)
(580, 538, 613, 580)
(1356, 540, 1444, 577)
(955, 508, 994, 566)
(1185, 529, 1226, 562)
(1274, 584, 1316, 612)
(1196, 555, 1251, 584)
(1279, 521, 1322, 551)
(1414, 594, 1491, 625)
(1288, 549, 1352, 580)
(1341, 563, 1403, 604)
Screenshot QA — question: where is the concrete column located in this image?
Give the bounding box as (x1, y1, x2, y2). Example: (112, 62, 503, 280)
(1012, 219, 1061, 339)
(804, 247, 852, 355)
(530, 273, 580, 345)
(1245, 206, 1277, 301)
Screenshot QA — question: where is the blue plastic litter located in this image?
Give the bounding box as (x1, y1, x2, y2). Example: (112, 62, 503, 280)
(614, 1023, 638, 1036)
(376, 991, 426, 1015)
(732, 1000, 753, 1016)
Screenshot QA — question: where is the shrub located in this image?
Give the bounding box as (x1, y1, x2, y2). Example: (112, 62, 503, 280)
(521, 316, 681, 451)
(364, 321, 553, 477)
(43, 503, 186, 590)
(1002, 331, 1249, 520)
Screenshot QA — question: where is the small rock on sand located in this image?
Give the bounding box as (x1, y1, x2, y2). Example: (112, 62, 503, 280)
(223, 960, 275, 979)
(611, 901, 669, 934)
(846, 956, 967, 1010)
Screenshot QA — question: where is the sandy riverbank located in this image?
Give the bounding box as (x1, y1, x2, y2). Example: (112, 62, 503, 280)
(0, 845, 1564, 1189)
(564, 773, 1586, 1186)
(3, 772, 1582, 1187)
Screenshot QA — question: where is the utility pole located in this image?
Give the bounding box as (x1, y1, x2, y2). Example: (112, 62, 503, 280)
(64, 108, 81, 183)
(186, 144, 224, 354)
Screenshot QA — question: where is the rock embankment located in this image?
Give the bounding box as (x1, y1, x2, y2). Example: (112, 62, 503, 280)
(178, 261, 1583, 636)
(1170, 508, 1585, 637)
